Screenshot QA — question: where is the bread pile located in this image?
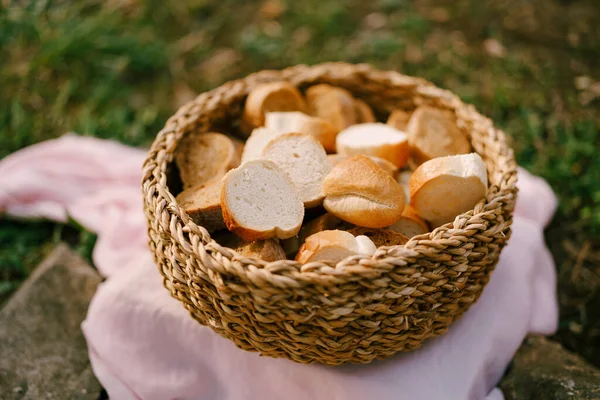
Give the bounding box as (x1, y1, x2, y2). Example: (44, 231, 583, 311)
(174, 82, 489, 264)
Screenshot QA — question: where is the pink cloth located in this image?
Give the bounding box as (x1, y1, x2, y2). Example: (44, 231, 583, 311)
(0, 134, 559, 400)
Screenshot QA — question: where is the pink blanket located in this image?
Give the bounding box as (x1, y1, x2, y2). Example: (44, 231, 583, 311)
(0, 134, 559, 400)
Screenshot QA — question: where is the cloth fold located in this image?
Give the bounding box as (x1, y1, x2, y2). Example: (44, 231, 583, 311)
(0, 134, 559, 400)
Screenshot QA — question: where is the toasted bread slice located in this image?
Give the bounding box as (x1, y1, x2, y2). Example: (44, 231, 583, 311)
(221, 160, 304, 240)
(336, 123, 410, 169)
(242, 81, 307, 131)
(306, 84, 357, 131)
(265, 111, 338, 152)
(175, 178, 225, 232)
(295, 230, 376, 264)
(409, 153, 488, 227)
(261, 133, 331, 208)
(323, 155, 406, 228)
(389, 205, 429, 237)
(348, 227, 409, 247)
(406, 106, 471, 166)
(175, 132, 240, 188)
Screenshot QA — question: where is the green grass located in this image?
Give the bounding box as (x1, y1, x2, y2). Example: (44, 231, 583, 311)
(1, 0, 599, 364)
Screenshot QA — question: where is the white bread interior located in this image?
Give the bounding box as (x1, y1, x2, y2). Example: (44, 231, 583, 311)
(336, 123, 409, 169)
(221, 160, 304, 240)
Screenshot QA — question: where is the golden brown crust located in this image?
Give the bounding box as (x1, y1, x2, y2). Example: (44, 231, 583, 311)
(322, 155, 405, 228)
(387, 109, 412, 131)
(222, 236, 287, 262)
(242, 81, 307, 130)
(306, 84, 357, 131)
(354, 99, 376, 123)
(175, 178, 225, 232)
(406, 106, 471, 166)
(175, 132, 240, 188)
(295, 230, 358, 263)
(389, 205, 429, 237)
(347, 227, 409, 247)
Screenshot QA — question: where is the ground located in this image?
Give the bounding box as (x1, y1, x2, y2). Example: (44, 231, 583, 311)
(1, 0, 599, 367)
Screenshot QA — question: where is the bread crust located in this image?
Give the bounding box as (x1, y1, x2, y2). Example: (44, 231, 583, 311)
(175, 178, 225, 232)
(306, 84, 357, 131)
(323, 155, 406, 228)
(409, 153, 487, 227)
(386, 109, 412, 131)
(388, 205, 429, 237)
(354, 99, 376, 123)
(295, 229, 375, 264)
(406, 106, 471, 166)
(347, 227, 409, 247)
(242, 81, 307, 130)
(175, 132, 240, 188)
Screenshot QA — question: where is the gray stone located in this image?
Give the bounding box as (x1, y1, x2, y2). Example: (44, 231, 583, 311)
(500, 336, 600, 399)
(0, 244, 103, 399)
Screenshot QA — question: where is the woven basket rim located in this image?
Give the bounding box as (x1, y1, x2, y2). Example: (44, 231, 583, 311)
(142, 62, 517, 288)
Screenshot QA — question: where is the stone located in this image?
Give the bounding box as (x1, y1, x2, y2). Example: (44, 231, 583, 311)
(500, 336, 600, 399)
(0, 244, 103, 399)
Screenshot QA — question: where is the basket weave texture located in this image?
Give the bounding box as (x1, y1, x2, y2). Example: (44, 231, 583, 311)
(142, 62, 518, 365)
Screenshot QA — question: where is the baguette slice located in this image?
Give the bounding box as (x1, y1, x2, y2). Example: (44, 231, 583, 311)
(242, 81, 307, 130)
(265, 112, 338, 152)
(389, 205, 429, 237)
(409, 153, 488, 227)
(221, 160, 304, 240)
(175, 178, 225, 232)
(397, 170, 412, 204)
(261, 133, 331, 208)
(295, 230, 377, 264)
(336, 123, 410, 169)
(327, 154, 398, 176)
(387, 109, 412, 131)
(306, 84, 357, 131)
(221, 235, 286, 262)
(175, 132, 240, 188)
(354, 99, 376, 123)
(241, 127, 285, 164)
(348, 227, 409, 247)
(323, 155, 406, 228)
(406, 106, 471, 166)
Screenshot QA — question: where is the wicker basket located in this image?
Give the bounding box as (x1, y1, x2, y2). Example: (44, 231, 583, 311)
(142, 62, 518, 365)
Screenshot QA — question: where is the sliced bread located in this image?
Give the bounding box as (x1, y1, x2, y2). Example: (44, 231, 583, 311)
(306, 84, 357, 131)
(323, 155, 406, 228)
(354, 99, 376, 123)
(175, 132, 241, 188)
(175, 178, 225, 232)
(387, 109, 412, 131)
(389, 205, 429, 237)
(406, 106, 471, 166)
(295, 230, 377, 264)
(348, 227, 409, 247)
(261, 133, 331, 208)
(241, 127, 285, 164)
(336, 123, 410, 169)
(221, 235, 287, 262)
(265, 111, 338, 153)
(409, 153, 488, 227)
(280, 212, 344, 257)
(242, 81, 307, 130)
(221, 160, 304, 240)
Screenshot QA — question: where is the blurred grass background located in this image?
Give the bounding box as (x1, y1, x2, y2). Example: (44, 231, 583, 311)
(1, 0, 599, 365)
